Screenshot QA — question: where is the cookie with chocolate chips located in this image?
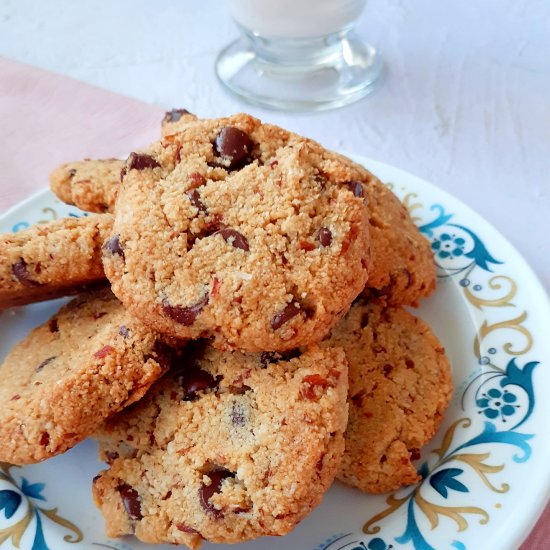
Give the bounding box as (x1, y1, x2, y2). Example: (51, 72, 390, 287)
(0, 215, 111, 309)
(161, 108, 198, 137)
(92, 342, 348, 547)
(0, 288, 167, 464)
(361, 176, 436, 306)
(50, 158, 123, 213)
(102, 113, 370, 351)
(329, 153, 437, 306)
(321, 300, 452, 493)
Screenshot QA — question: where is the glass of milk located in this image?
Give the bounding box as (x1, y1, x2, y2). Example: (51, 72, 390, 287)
(216, 0, 383, 111)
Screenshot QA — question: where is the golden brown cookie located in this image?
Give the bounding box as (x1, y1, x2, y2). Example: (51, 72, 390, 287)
(332, 154, 436, 306)
(0, 289, 167, 464)
(92, 343, 348, 548)
(50, 158, 123, 213)
(363, 177, 436, 306)
(0, 215, 111, 309)
(160, 108, 198, 137)
(321, 300, 452, 493)
(103, 113, 370, 351)
(48, 111, 434, 307)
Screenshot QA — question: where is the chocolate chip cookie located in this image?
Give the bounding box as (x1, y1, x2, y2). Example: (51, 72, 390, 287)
(362, 178, 436, 306)
(0, 288, 167, 464)
(103, 113, 370, 351)
(331, 153, 436, 306)
(50, 158, 123, 213)
(321, 300, 452, 493)
(92, 343, 348, 547)
(161, 108, 198, 137)
(0, 215, 111, 309)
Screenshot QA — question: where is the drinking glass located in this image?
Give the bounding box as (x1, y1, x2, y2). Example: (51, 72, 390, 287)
(215, 0, 383, 111)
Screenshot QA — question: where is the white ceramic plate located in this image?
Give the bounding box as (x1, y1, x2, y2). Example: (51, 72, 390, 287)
(1, 157, 549, 550)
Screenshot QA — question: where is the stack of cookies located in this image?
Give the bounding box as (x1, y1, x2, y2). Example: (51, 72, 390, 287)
(0, 112, 452, 548)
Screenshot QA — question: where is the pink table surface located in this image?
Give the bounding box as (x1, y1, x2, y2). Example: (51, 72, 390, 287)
(0, 56, 547, 549)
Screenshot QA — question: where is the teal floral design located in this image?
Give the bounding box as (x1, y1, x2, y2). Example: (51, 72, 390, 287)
(431, 233, 466, 260)
(11, 209, 86, 233)
(318, 194, 540, 550)
(317, 533, 392, 550)
(419, 204, 503, 276)
(476, 388, 518, 421)
(0, 463, 83, 548)
(429, 468, 468, 498)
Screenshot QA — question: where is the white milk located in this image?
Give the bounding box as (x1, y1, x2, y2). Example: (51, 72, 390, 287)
(229, 0, 367, 38)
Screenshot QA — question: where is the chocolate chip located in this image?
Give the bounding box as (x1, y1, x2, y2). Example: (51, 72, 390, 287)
(12, 258, 39, 287)
(105, 450, 119, 463)
(344, 180, 364, 197)
(217, 228, 249, 251)
(181, 339, 208, 366)
(383, 364, 393, 376)
(118, 483, 142, 520)
(199, 468, 235, 517)
(179, 364, 221, 401)
(410, 448, 421, 461)
(314, 172, 328, 190)
(143, 341, 174, 372)
(405, 358, 415, 369)
(231, 402, 247, 426)
(40, 432, 50, 446)
(163, 108, 192, 123)
(213, 127, 254, 170)
(67, 168, 77, 178)
(318, 227, 332, 247)
(259, 352, 276, 368)
(35, 356, 56, 373)
(187, 189, 207, 213)
(351, 391, 364, 407)
(162, 294, 209, 326)
(259, 349, 301, 368)
(119, 325, 130, 338)
(49, 318, 59, 333)
(271, 301, 301, 330)
(126, 152, 160, 171)
(105, 235, 124, 259)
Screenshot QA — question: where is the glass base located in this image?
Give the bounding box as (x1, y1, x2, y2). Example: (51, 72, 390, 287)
(215, 31, 383, 112)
